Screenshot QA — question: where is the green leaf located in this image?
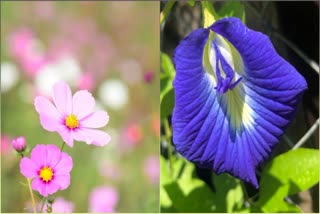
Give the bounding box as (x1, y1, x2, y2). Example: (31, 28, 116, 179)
(161, 158, 245, 212)
(160, 156, 173, 209)
(212, 173, 244, 212)
(256, 148, 319, 212)
(161, 53, 175, 77)
(217, 2, 246, 23)
(162, 160, 215, 212)
(160, 52, 175, 104)
(201, 1, 218, 28)
(160, 88, 174, 119)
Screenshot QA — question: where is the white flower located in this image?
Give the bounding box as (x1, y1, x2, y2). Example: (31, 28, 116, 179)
(98, 79, 129, 110)
(35, 56, 81, 95)
(1, 62, 19, 93)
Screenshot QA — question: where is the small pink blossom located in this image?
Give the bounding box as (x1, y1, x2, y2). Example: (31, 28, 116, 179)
(143, 156, 159, 184)
(8, 28, 47, 76)
(1, 135, 12, 155)
(44, 197, 74, 213)
(8, 28, 33, 59)
(124, 123, 143, 147)
(11, 136, 27, 152)
(34, 81, 111, 147)
(143, 70, 154, 83)
(77, 72, 95, 91)
(98, 161, 121, 180)
(89, 186, 119, 213)
(20, 144, 73, 197)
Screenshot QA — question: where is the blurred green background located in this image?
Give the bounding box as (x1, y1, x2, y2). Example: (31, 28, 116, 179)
(1, 1, 159, 213)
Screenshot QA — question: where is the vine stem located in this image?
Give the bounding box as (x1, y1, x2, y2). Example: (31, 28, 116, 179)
(160, 1, 175, 25)
(164, 118, 174, 175)
(293, 118, 319, 150)
(27, 178, 37, 213)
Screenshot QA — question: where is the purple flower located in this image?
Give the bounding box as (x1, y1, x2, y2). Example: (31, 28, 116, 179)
(172, 17, 307, 188)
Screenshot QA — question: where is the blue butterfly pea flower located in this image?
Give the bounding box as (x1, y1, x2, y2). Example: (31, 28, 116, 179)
(172, 17, 307, 188)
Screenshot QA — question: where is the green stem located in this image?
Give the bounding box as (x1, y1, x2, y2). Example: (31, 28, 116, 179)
(164, 118, 174, 175)
(40, 197, 46, 213)
(240, 181, 253, 206)
(60, 142, 65, 152)
(27, 178, 37, 213)
(160, 1, 175, 25)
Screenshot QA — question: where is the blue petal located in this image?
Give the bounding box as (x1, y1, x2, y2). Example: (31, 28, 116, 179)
(172, 17, 307, 188)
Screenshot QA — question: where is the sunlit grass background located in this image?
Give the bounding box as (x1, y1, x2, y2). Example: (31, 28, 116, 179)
(1, 1, 159, 212)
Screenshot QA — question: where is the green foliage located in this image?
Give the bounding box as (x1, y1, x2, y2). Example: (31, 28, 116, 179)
(160, 156, 245, 212)
(254, 148, 319, 213)
(160, 53, 175, 119)
(217, 2, 246, 23)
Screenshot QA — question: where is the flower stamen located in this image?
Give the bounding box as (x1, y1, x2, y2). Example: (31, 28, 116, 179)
(65, 114, 79, 129)
(39, 166, 54, 182)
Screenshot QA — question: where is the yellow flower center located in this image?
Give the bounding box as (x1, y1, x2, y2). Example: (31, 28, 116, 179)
(39, 166, 54, 182)
(65, 114, 79, 129)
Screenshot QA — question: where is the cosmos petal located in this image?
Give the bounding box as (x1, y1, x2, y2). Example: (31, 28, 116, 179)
(172, 17, 307, 188)
(72, 90, 95, 119)
(52, 174, 71, 190)
(80, 111, 109, 128)
(30, 144, 48, 167)
(34, 97, 61, 131)
(52, 81, 72, 115)
(20, 158, 38, 179)
(57, 126, 74, 147)
(54, 153, 73, 175)
(72, 128, 111, 147)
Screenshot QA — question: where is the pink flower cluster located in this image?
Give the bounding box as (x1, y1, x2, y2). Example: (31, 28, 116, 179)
(15, 81, 114, 212)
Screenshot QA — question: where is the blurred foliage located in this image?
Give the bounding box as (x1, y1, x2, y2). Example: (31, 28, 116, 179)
(1, 1, 159, 213)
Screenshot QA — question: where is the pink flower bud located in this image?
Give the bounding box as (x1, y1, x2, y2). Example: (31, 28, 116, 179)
(12, 136, 27, 152)
(143, 70, 154, 83)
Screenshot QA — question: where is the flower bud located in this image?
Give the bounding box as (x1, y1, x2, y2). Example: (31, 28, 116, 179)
(143, 70, 154, 83)
(12, 136, 27, 152)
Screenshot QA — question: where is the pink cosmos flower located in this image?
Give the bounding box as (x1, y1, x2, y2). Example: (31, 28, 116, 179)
(34, 81, 111, 147)
(20, 144, 73, 197)
(43, 197, 74, 213)
(88, 186, 119, 213)
(143, 155, 159, 184)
